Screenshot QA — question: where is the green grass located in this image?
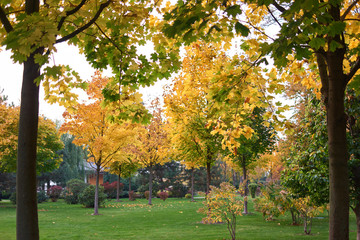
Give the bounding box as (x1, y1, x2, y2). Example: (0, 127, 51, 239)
(0, 198, 357, 240)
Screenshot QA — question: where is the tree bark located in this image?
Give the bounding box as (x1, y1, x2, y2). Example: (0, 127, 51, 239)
(116, 174, 121, 202)
(191, 167, 194, 201)
(206, 161, 211, 195)
(16, 51, 41, 240)
(93, 165, 100, 215)
(148, 165, 153, 205)
(326, 50, 349, 240)
(242, 157, 248, 215)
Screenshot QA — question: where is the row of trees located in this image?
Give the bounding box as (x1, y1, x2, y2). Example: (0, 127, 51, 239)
(1, 0, 359, 239)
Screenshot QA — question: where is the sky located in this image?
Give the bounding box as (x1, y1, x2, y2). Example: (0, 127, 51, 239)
(0, 43, 169, 121)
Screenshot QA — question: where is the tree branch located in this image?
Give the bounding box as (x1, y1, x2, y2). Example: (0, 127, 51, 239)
(341, 0, 360, 21)
(271, 1, 286, 13)
(316, 51, 329, 108)
(266, 5, 282, 28)
(55, 0, 111, 44)
(94, 22, 124, 54)
(346, 57, 360, 84)
(0, 6, 13, 33)
(57, 0, 87, 30)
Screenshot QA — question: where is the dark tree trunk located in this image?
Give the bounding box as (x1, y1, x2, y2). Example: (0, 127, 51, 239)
(326, 49, 349, 240)
(148, 165, 153, 205)
(128, 176, 132, 192)
(242, 157, 248, 215)
(232, 170, 237, 188)
(191, 167, 194, 201)
(206, 161, 211, 195)
(93, 165, 100, 215)
(16, 51, 41, 240)
(116, 174, 121, 202)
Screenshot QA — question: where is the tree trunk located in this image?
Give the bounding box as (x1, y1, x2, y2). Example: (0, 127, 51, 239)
(116, 174, 121, 202)
(206, 161, 211, 195)
(148, 165, 153, 205)
(326, 50, 349, 240)
(232, 170, 237, 188)
(191, 167, 194, 201)
(16, 51, 41, 240)
(242, 158, 248, 215)
(93, 165, 100, 215)
(129, 176, 132, 192)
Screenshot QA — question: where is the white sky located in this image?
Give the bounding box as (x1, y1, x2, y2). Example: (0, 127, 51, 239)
(0, 43, 169, 121)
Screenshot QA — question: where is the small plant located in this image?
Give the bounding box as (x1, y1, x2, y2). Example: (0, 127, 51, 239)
(37, 191, 48, 203)
(293, 196, 324, 235)
(158, 191, 169, 201)
(144, 191, 150, 200)
(64, 179, 88, 204)
(129, 191, 136, 201)
(10, 192, 16, 204)
(47, 185, 62, 202)
(185, 193, 192, 199)
(78, 185, 107, 208)
(198, 182, 243, 240)
(248, 183, 258, 198)
(101, 181, 123, 199)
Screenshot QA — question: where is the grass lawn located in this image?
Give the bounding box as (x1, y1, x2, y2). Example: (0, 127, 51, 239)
(0, 197, 357, 240)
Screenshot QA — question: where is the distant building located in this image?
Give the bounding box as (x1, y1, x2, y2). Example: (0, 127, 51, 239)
(84, 161, 104, 185)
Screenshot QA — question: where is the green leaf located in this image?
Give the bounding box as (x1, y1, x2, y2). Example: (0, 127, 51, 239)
(309, 37, 326, 50)
(348, 75, 360, 95)
(235, 22, 250, 36)
(225, 5, 242, 18)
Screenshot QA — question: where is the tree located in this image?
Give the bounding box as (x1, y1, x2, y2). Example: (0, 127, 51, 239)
(60, 72, 142, 215)
(230, 107, 276, 214)
(109, 157, 140, 202)
(164, 42, 228, 195)
(132, 98, 169, 205)
(198, 182, 243, 240)
(0, 1, 180, 238)
(283, 91, 360, 240)
(163, 1, 360, 238)
(51, 134, 86, 187)
(0, 101, 63, 174)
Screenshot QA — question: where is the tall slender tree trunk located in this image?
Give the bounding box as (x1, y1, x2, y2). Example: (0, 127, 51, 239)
(206, 161, 211, 195)
(191, 167, 194, 201)
(128, 176, 132, 192)
(232, 170, 237, 188)
(116, 174, 121, 202)
(17, 51, 41, 240)
(326, 48, 349, 240)
(242, 157, 248, 215)
(93, 165, 100, 215)
(148, 165, 153, 205)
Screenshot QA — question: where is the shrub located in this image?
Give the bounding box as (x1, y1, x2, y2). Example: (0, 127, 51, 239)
(64, 179, 88, 204)
(169, 182, 188, 198)
(198, 182, 243, 240)
(248, 183, 258, 198)
(1, 191, 11, 199)
(158, 191, 169, 201)
(138, 183, 159, 197)
(37, 191, 48, 203)
(101, 181, 123, 199)
(185, 193, 192, 199)
(79, 185, 107, 208)
(293, 196, 324, 235)
(47, 185, 62, 202)
(10, 192, 16, 204)
(129, 190, 136, 201)
(144, 191, 150, 200)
